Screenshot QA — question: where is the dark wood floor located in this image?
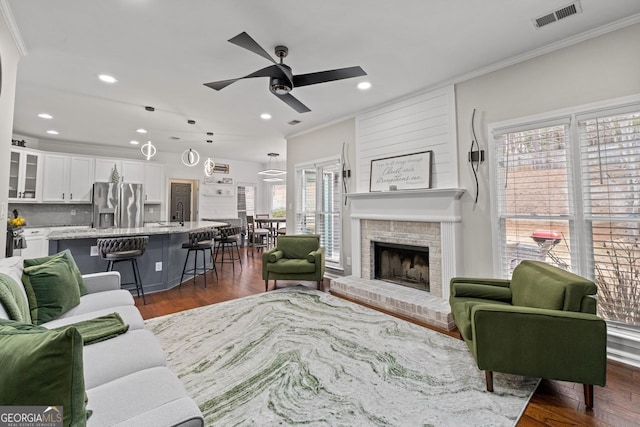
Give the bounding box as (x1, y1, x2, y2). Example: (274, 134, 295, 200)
(135, 247, 640, 427)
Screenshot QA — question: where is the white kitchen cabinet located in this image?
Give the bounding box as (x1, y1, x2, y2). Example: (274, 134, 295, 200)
(42, 154, 94, 202)
(144, 163, 164, 203)
(121, 160, 145, 184)
(20, 227, 49, 258)
(94, 158, 120, 183)
(8, 148, 42, 202)
(95, 159, 145, 184)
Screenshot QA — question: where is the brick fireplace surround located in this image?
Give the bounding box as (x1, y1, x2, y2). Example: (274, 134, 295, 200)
(330, 189, 464, 330)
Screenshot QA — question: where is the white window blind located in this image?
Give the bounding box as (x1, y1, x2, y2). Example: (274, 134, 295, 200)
(494, 122, 574, 276)
(295, 159, 343, 269)
(579, 110, 640, 326)
(236, 184, 255, 228)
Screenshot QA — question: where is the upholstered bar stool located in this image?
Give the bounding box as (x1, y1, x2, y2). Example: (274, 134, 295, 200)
(214, 226, 243, 271)
(180, 229, 217, 288)
(97, 236, 148, 304)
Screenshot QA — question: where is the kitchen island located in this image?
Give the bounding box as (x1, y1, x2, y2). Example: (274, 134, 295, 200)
(48, 221, 227, 294)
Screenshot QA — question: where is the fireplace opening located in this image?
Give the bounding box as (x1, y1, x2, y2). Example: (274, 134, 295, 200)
(374, 242, 429, 292)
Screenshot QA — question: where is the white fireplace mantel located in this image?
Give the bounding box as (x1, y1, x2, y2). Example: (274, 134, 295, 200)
(348, 188, 465, 299)
(347, 188, 465, 223)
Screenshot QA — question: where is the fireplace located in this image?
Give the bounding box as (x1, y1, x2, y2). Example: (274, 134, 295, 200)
(374, 242, 429, 292)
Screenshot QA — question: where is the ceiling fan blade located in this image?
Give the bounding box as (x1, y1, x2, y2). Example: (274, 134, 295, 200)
(274, 92, 311, 113)
(292, 66, 367, 88)
(203, 78, 241, 91)
(204, 65, 285, 91)
(228, 31, 276, 64)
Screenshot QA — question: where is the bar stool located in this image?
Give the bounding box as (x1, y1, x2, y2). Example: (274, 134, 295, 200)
(214, 226, 243, 271)
(97, 236, 148, 304)
(180, 229, 217, 288)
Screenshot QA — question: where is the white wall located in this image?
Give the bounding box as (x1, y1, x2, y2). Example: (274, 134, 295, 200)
(356, 86, 458, 191)
(286, 118, 356, 275)
(455, 22, 640, 277)
(155, 151, 264, 220)
(0, 13, 23, 257)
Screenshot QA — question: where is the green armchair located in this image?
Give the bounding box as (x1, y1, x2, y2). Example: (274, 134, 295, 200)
(449, 260, 607, 409)
(262, 234, 325, 292)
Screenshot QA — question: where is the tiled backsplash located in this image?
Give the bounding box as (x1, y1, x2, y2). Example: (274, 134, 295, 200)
(8, 203, 161, 227)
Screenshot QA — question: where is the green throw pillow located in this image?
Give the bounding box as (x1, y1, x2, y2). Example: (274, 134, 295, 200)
(22, 256, 82, 325)
(24, 249, 88, 296)
(0, 319, 88, 427)
(0, 272, 32, 323)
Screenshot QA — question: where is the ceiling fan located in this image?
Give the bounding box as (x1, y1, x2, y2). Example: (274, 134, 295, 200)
(204, 32, 367, 113)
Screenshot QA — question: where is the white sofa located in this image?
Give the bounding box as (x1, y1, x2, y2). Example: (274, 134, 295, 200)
(0, 255, 204, 427)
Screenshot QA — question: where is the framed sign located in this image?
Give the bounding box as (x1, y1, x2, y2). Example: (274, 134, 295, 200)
(369, 151, 432, 192)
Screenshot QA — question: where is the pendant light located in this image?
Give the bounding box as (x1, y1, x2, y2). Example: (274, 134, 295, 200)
(258, 152, 286, 176)
(204, 157, 215, 176)
(141, 140, 157, 160)
(181, 148, 200, 167)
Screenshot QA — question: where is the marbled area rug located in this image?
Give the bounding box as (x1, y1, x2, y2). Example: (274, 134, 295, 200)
(145, 287, 538, 426)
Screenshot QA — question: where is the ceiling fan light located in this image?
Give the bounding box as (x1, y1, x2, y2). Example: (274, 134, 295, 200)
(270, 78, 292, 95)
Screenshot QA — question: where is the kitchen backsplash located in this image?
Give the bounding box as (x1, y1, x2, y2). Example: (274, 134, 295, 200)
(8, 203, 161, 227)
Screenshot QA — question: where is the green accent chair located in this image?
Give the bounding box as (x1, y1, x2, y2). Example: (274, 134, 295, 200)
(262, 234, 325, 292)
(449, 260, 607, 409)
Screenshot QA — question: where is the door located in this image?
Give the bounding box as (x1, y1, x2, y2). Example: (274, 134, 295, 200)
(170, 183, 191, 223)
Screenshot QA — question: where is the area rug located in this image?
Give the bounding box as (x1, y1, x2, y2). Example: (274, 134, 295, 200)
(145, 287, 538, 426)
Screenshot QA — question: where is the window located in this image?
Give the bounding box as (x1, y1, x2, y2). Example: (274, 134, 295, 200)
(237, 184, 255, 227)
(491, 103, 640, 328)
(270, 184, 286, 217)
(493, 121, 574, 276)
(295, 158, 343, 269)
(579, 109, 640, 326)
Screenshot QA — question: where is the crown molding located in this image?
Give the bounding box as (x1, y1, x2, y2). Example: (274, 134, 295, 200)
(0, 0, 28, 57)
(287, 12, 640, 141)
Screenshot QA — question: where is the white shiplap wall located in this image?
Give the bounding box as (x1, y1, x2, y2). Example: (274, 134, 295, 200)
(355, 85, 458, 192)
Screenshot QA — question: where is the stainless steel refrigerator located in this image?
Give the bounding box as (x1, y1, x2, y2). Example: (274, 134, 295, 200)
(92, 182, 144, 228)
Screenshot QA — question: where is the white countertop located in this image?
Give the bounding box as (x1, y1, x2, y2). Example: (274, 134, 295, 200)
(47, 221, 228, 240)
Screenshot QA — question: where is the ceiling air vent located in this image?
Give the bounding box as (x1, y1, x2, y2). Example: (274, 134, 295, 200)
(288, 119, 302, 125)
(533, 1, 582, 28)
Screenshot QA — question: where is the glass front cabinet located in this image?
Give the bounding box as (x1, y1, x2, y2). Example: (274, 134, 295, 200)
(8, 149, 42, 202)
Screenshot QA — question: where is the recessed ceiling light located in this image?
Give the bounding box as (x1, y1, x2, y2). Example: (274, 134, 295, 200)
(38, 113, 53, 119)
(129, 140, 140, 145)
(357, 81, 372, 90)
(260, 113, 272, 120)
(98, 74, 117, 84)
(136, 128, 147, 134)
(46, 130, 59, 135)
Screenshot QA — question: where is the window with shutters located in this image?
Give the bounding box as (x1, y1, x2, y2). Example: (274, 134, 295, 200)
(236, 184, 255, 229)
(493, 121, 574, 276)
(579, 108, 640, 326)
(295, 157, 343, 269)
(490, 101, 640, 329)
